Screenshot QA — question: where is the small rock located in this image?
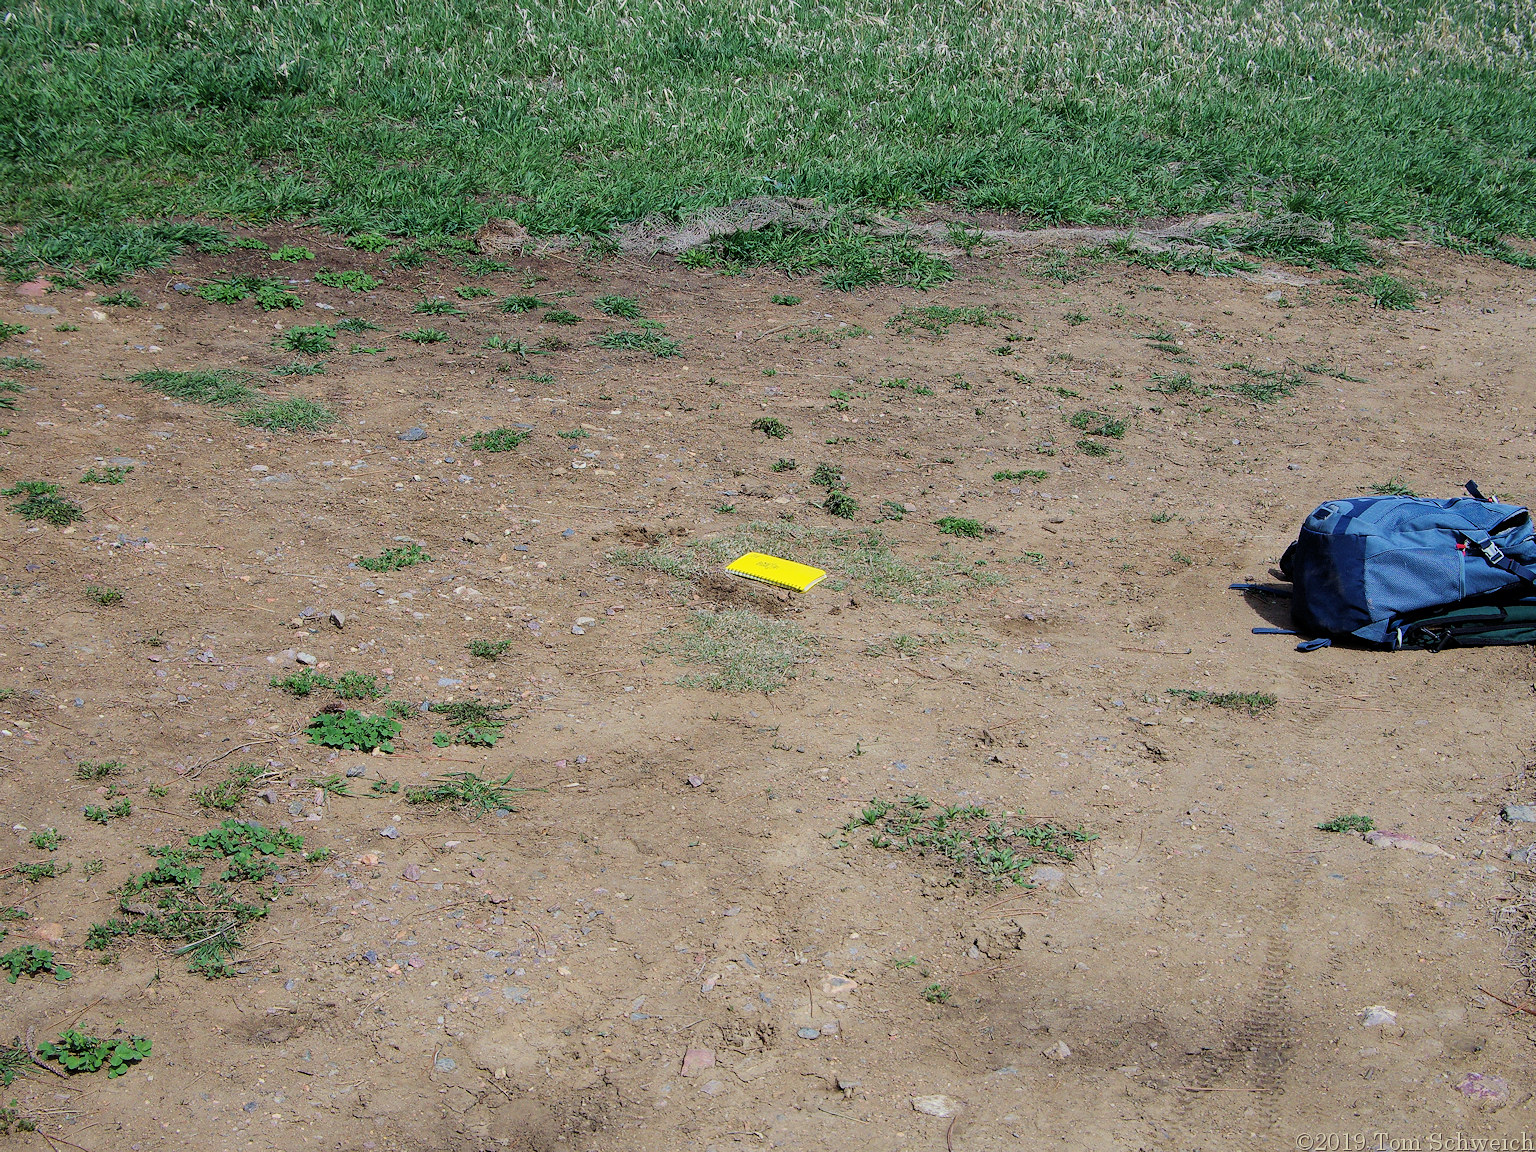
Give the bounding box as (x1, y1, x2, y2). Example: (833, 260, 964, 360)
(329, 610, 346, 629)
(1504, 804, 1536, 823)
(257, 789, 277, 804)
(680, 1048, 716, 1077)
(1264, 289, 1285, 301)
(463, 533, 483, 545)
(576, 616, 596, 627)
(902, 502, 917, 513)
(379, 826, 400, 839)
(16, 279, 50, 298)
(402, 864, 421, 881)
(299, 607, 318, 619)
(561, 528, 576, 538)
(571, 625, 585, 635)
(1358, 1005, 1396, 1028)
(21, 304, 58, 316)
(295, 652, 316, 666)
(1043, 1040, 1071, 1062)
(363, 949, 378, 964)
(1456, 1072, 1508, 1107)
(399, 427, 428, 442)
(1363, 830, 1454, 858)
(1030, 865, 1066, 889)
(686, 775, 704, 788)
(700, 1079, 727, 1097)
(1509, 845, 1536, 863)
(796, 1027, 820, 1040)
(820, 974, 858, 997)
(30, 922, 64, 945)
(345, 765, 367, 778)
(434, 1056, 456, 1072)
(912, 1095, 962, 1117)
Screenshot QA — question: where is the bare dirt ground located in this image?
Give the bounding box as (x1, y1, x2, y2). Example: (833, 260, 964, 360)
(3, 232, 1536, 1152)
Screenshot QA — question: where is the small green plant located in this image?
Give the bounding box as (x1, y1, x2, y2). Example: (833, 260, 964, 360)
(484, 335, 541, 355)
(1069, 409, 1125, 438)
(3, 480, 84, 526)
(467, 427, 530, 452)
(237, 396, 336, 431)
(98, 290, 141, 307)
(772, 458, 797, 472)
(277, 324, 335, 354)
(922, 983, 952, 1005)
(0, 324, 26, 343)
(75, 759, 125, 779)
(81, 858, 105, 878)
(715, 503, 736, 513)
(993, 469, 1046, 482)
(892, 956, 918, 969)
(556, 427, 590, 439)
(769, 294, 801, 306)
(358, 542, 430, 571)
(1366, 274, 1418, 310)
(752, 417, 790, 439)
(84, 799, 132, 824)
(1318, 814, 1376, 833)
(232, 236, 270, 250)
(1370, 477, 1416, 497)
(315, 270, 379, 292)
(270, 667, 331, 696)
(29, 828, 60, 852)
(501, 295, 552, 313)
(369, 779, 400, 796)
(1170, 550, 1194, 565)
(1064, 311, 1088, 325)
(823, 490, 859, 519)
(1146, 371, 1210, 397)
(400, 327, 449, 343)
(336, 316, 379, 333)
(1, 945, 70, 984)
(86, 585, 123, 606)
(1167, 688, 1277, 715)
(333, 671, 388, 700)
(0, 1098, 36, 1133)
(191, 762, 266, 811)
(306, 710, 402, 753)
(80, 465, 132, 484)
(11, 862, 66, 882)
(543, 308, 582, 325)
(590, 294, 640, 318)
(37, 1030, 149, 1077)
(595, 328, 680, 357)
(468, 638, 512, 660)
(428, 699, 507, 746)
(406, 771, 530, 816)
(348, 232, 390, 251)
(413, 297, 462, 315)
(271, 245, 314, 262)
(935, 516, 985, 538)
(1077, 438, 1113, 457)
(0, 356, 41, 371)
(455, 285, 495, 299)
(147, 782, 168, 797)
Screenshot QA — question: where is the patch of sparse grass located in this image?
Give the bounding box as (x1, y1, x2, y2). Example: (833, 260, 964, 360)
(886, 304, 1006, 337)
(131, 368, 259, 406)
(684, 221, 951, 291)
(993, 469, 1046, 482)
(935, 516, 986, 538)
(236, 396, 336, 432)
(1370, 476, 1417, 496)
(192, 762, 267, 811)
(537, 336, 573, 351)
(501, 295, 552, 313)
(97, 290, 141, 307)
(811, 462, 846, 490)
(0, 222, 226, 284)
(455, 285, 496, 299)
(1168, 688, 1276, 715)
(83, 799, 132, 824)
(772, 458, 797, 472)
(467, 427, 530, 452)
(0, 324, 28, 343)
(85, 585, 122, 606)
(315, 270, 379, 292)
(556, 427, 590, 439)
(663, 608, 815, 692)
(3, 480, 84, 525)
(348, 233, 390, 252)
(11, 861, 67, 882)
(406, 771, 529, 816)
(305, 709, 401, 753)
(843, 795, 1095, 886)
(1146, 371, 1210, 397)
(413, 297, 462, 315)
(770, 294, 802, 306)
(196, 274, 303, 310)
(309, 772, 351, 797)
(1318, 814, 1376, 833)
(80, 465, 132, 484)
(0, 356, 40, 372)
(822, 490, 859, 519)
(336, 316, 379, 333)
(400, 327, 449, 343)
(271, 245, 314, 262)
(1069, 409, 1125, 437)
(277, 324, 335, 354)
(333, 671, 388, 700)
(1151, 510, 1177, 523)
(75, 759, 125, 780)
(357, 542, 429, 571)
(427, 699, 507, 746)
(467, 638, 512, 660)
(87, 819, 306, 977)
(922, 983, 952, 1005)
(715, 502, 736, 513)
(595, 328, 680, 357)
(268, 360, 326, 377)
(752, 417, 790, 439)
(270, 667, 330, 696)
(543, 308, 583, 325)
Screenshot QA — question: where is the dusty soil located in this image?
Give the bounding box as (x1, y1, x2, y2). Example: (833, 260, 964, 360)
(3, 232, 1536, 1152)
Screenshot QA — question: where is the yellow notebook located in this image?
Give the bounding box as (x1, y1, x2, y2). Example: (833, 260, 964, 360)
(726, 552, 827, 593)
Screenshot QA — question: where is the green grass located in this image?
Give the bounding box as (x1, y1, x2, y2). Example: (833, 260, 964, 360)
(80, 465, 132, 484)
(467, 638, 512, 660)
(467, 427, 531, 452)
(269, 360, 325, 376)
(28, 828, 60, 852)
(770, 294, 802, 306)
(595, 328, 680, 357)
(935, 516, 985, 538)
(196, 274, 303, 309)
(131, 368, 259, 406)
(500, 295, 552, 313)
(278, 324, 335, 354)
(400, 327, 449, 343)
(413, 297, 462, 315)
(0, 4, 1531, 269)
(752, 416, 790, 439)
(85, 585, 122, 606)
(3, 480, 84, 525)
(543, 308, 583, 324)
(1317, 814, 1375, 833)
(1167, 688, 1277, 715)
(1370, 476, 1417, 497)
(887, 304, 1004, 337)
(843, 795, 1096, 886)
(315, 269, 380, 291)
(993, 469, 1046, 482)
(455, 284, 496, 299)
(271, 244, 314, 261)
(97, 289, 140, 307)
(405, 771, 530, 816)
(191, 762, 266, 811)
(0, 324, 27, 343)
(0, 222, 227, 284)
(663, 608, 815, 692)
(235, 396, 336, 431)
(358, 542, 430, 571)
(75, 759, 125, 780)
(1146, 371, 1210, 397)
(685, 221, 952, 290)
(1069, 409, 1125, 438)
(822, 490, 859, 519)
(772, 457, 797, 472)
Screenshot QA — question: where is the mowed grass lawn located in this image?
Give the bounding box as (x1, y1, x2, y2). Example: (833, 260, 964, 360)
(1, 0, 1533, 250)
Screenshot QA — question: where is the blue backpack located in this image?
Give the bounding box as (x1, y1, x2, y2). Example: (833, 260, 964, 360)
(1273, 482, 1536, 649)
